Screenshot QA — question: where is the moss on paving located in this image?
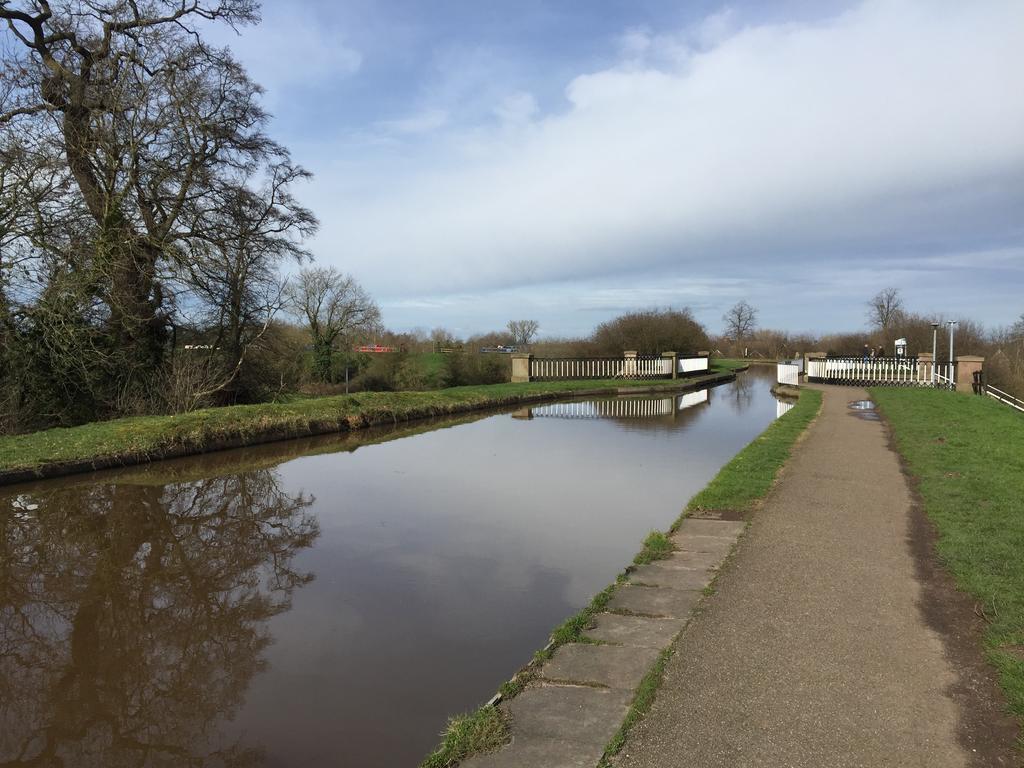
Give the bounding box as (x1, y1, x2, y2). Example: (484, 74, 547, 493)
(0, 371, 732, 479)
(871, 387, 1024, 723)
(422, 385, 821, 767)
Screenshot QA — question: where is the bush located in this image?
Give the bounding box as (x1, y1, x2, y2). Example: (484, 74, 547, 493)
(442, 352, 509, 387)
(591, 307, 709, 356)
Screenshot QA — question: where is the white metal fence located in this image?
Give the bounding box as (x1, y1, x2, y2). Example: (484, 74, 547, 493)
(807, 357, 954, 388)
(679, 356, 709, 374)
(529, 355, 704, 381)
(777, 363, 800, 386)
(986, 385, 1024, 413)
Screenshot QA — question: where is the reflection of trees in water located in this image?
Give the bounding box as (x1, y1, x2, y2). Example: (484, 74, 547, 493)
(728, 374, 755, 413)
(0, 471, 318, 767)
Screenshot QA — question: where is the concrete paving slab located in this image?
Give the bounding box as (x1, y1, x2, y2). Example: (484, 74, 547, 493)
(654, 550, 725, 570)
(629, 563, 715, 590)
(673, 518, 745, 539)
(461, 735, 599, 768)
(584, 613, 686, 649)
(541, 642, 660, 690)
(505, 684, 631, 742)
(607, 584, 701, 618)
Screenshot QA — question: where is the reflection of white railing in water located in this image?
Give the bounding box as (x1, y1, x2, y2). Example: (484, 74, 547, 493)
(528, 389, 709, 420)
(807, 357, 953, 387)
(777, 398, 796, 418)
(986, 385, 1024, 413)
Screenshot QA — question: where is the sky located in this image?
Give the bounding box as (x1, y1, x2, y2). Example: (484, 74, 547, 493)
(210, 0, 1024, 339)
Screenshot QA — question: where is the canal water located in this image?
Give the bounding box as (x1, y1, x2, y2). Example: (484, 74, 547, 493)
(0, 367, 784, 767)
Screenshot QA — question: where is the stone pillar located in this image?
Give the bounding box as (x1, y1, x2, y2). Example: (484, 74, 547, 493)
(804, 351, 826, 380)
(511, 353, 532, 383)
(917, 352, 933, 383)
(954, 356, 984, 394)
(624, 350, 638, 379)
(662, 351, 678, 379)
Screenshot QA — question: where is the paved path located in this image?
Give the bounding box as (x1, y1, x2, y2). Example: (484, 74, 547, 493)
(614, 385, 975, 767)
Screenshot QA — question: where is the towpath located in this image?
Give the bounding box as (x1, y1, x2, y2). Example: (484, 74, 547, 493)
(613, 384, 1013, 767)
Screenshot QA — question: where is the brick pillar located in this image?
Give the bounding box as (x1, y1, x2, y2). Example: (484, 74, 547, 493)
(662, 351, 678, 379)
(954, 355, 984, 394)
(511, 353, 532, 383)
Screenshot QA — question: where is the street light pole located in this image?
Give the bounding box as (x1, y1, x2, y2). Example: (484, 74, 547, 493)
(947, 321, 957, 388)
(930, 322, 939, 386)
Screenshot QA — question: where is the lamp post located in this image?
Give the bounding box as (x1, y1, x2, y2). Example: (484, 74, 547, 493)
(947, 320, 957, 389)
(930, 322, 940, 386)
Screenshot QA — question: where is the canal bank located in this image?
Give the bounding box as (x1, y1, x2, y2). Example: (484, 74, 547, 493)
(423, 386, 822, 768)
(0, 369, 734, 487)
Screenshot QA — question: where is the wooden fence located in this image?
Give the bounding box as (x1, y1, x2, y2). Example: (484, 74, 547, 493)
(529, 355, 673, 381)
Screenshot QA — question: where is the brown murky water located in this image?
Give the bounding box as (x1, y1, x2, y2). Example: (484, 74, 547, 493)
(1, 368, 783, 767)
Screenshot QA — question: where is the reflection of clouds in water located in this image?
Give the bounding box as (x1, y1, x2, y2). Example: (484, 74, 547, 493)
(0, 471, 317, 767)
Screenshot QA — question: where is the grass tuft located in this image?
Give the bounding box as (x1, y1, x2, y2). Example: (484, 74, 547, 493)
(420, 706, 510, 768)
(633, 530, 675, 565)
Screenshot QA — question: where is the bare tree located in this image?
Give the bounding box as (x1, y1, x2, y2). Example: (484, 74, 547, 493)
(866, 287, 905, 331)
(0, 0, 284, 410)
(178, 160, 318, 405)
(288, 267, 381, 382)
(507, 319, 539, 348)
(723, 300, 758, 340)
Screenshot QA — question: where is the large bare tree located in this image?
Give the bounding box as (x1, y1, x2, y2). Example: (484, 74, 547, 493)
(288, 267, 381, 382)
(867, 287, 905, 331)
(723, 300, 758, 340)
(0, 0, 295, 415)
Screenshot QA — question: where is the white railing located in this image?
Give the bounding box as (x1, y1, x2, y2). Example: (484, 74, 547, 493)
(679, 356, 709, 374)
(777, 363, 799, 386)
(530, 355, 674, 381)
(986, 385, 1024, 413)
(806, 357, 953, 387)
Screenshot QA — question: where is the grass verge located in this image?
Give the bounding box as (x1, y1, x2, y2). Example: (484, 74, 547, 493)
(684, 388, 822, 517)
(870, 387, 1024, 723)
(0, 370, 735, 484)
(421, 385, 822, 767)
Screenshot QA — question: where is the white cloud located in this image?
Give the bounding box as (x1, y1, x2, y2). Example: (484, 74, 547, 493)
(375, 108, 449, 135)
(306, 0, 1024, 307)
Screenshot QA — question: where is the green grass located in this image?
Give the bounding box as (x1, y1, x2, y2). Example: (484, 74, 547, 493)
(0, 371, 734, 478)
(870, 387, 1024, 721)
(709, 357, 752, 371)
(684, 389, 822, 515)
(633, 530, 675, 565)
(420, 706, 510, 768)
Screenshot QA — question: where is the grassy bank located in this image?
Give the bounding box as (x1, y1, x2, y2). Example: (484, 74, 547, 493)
(422, 386, 822, 767)
(871, 387, 1024, 722)
(0, 372, 734, 484)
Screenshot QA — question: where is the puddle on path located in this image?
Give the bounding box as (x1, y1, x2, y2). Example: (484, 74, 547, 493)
(848, 399, 881, 420)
